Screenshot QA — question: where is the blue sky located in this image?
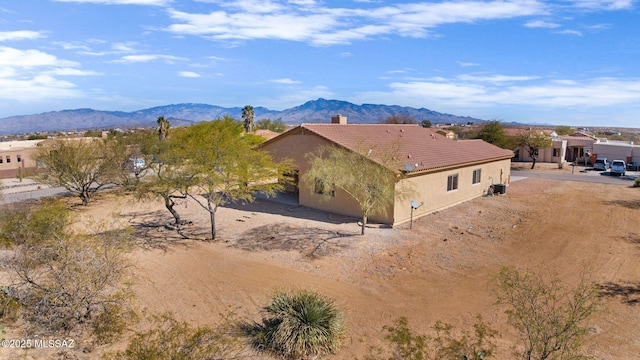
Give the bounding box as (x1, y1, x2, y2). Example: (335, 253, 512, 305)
(1, 0, 639, 127)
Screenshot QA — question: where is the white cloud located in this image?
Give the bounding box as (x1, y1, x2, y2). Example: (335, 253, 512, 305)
(113, 54, 187, 63)
(53, 0, 169, 5)
(111, 42, 139, 53)
(270, 78, 300, 84)
(257, 85, 333, 109)
(457, 61, 480, 67)
(353, 75, 640, 110)
(557, 29, 582, 36)
(525, 20, 560, 28)
(47, 68, 101, 76)
(166, 0, 548, 46)
(0, 30, 45, 42)
(568, 0, 634, 10)
(457, 74, 541, 82)
(0, 46, 78, 68)
(0, 47, 96, 102)
(178, 71, 200, 78)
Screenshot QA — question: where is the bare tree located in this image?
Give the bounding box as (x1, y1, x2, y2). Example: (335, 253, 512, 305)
(495, 266, 601, 360)
(380, 114, 417, 124)
(1, 201, 134, 340)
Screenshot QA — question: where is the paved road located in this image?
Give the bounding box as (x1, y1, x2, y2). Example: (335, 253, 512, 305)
(1, 186, 71, 204)
(511, 169, 638, 186)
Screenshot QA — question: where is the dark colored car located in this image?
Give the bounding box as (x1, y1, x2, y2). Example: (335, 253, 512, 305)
(627, 161, 640, 171)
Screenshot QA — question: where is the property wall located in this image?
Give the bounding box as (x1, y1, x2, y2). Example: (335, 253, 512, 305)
(392, 158, 512, 226)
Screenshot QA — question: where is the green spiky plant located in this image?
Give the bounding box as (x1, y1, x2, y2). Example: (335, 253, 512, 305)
(259, 289, 345, 359)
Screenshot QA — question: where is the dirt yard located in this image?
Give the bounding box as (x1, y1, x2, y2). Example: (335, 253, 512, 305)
(2, 167, 640, 359)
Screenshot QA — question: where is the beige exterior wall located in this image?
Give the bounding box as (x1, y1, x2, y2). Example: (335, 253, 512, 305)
(592, 142, 638, 164)
(0, 140, 42, 179)
(515, 139, 566, 164)
(393, 158, 511, 226)
(260, 129, 386, 222)
(262, 130, 512, 226)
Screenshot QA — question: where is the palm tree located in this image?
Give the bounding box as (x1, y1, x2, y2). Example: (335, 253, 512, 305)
(157, 116, 170, 140)
(242, 105, 254, 133)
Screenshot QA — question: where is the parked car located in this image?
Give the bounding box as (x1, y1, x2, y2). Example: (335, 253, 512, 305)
(133, 158, 146, 169)
(125, 156, 146, 172)
(627, 161, 640, 171)
(610, 160, 626, 176)
(593, 157, 609, 171)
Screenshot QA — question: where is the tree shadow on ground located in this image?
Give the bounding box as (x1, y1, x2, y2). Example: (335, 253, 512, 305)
(121, 210, 204, 251)
(603, 199, 640, 210)
(223, 194, 360, 226)
(599, 281, 640, 305)
(230, 223, 357, 259)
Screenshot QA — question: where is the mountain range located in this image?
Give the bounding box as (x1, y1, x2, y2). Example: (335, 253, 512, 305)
(0, 98, 485, 135)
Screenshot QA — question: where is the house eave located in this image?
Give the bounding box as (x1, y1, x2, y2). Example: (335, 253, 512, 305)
(402, 155, 513, 176)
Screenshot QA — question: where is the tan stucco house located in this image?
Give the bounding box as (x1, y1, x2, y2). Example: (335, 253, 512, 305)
(0, 140, 44, 179)
(259, 118, 514, 226)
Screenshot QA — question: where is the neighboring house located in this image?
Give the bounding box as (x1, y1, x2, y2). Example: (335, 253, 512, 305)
(562, 132, 597, 164)
(591, 139, 639, 165)
(0, 140, 44, 179)
(436, 130, 456, 139)
(512, 129, 640, 166)
(513, 130, 567, 165)
(254, 129, 280, 141)
(259, 117, 513, 226)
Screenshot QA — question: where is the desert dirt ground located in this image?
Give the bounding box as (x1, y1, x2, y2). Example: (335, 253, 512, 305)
(2, 163, 640, 359)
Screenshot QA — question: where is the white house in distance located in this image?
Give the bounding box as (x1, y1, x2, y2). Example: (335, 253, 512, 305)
(592, 139, 638, 164)
(514, 130, 640, 166)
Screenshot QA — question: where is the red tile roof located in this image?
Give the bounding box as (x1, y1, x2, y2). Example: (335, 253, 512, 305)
(264, 124, 513, 173)
(254, 129, 280, 140)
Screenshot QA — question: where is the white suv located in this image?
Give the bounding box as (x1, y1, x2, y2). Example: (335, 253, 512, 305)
(593, 158, 608, 171)
(610, 160, 626, 176)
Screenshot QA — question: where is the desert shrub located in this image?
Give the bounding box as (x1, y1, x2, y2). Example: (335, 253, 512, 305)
(365, 316, 497, 360)
(371, 316, 428, 360)
(634, 178, 640, 187)
(92, 302, 139, 344)
(431, 316, 497, 360)
(104, 312, 247, 360)
(0, 286, 20, 322)
(0, 199, 70, 247)
(495, 266, 601, 360)
(1, 201, 134, 340)
(258, 289, 345, 359)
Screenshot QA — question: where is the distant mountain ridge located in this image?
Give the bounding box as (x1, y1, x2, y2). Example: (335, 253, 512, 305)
(0, 98, 485, 135)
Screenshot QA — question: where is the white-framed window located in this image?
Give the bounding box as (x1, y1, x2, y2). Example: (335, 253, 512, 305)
(447, 174, 459, 191)
(472, 169, 481, 184)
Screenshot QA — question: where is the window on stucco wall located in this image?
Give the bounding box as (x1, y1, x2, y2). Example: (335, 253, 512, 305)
(472, 169, 481, 184)
(447, 174, 459, 191)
